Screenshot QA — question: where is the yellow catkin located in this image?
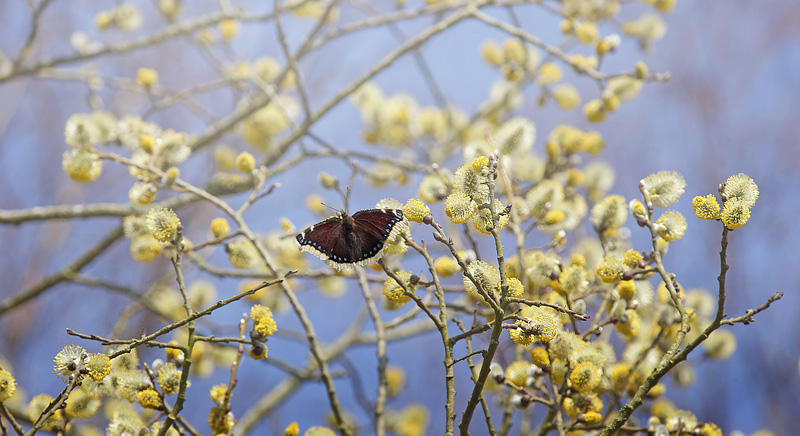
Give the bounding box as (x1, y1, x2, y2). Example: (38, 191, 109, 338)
(529, 348, 550, 368)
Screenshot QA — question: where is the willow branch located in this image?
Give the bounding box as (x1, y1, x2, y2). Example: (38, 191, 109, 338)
(471, 9, 669, 84)
(263, 1, 482, 168)
(309, 0, 533, 51)
(158, 236, 195, 436)
(0, 174, 257, 224)
(598, 214, 779, 434)
(356, 268, 388, 436)
(459, 159, 509, 435)
(25, 358, 84, 436)
(67, 274, 294, 359)
(12, 0, 55, 68)
(0, 226, 124, 316)
(0, 403, 24, 436)
(1, 9, 262, 84)
(274, 0, 312, 119)
(454, 319, 497, 436)
(720, 292, 783, 326)
(404, 236, 457, 434)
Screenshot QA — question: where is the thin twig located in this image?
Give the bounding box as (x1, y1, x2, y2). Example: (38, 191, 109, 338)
(378, 260, 441, 329)
(453, 319, 497, 436)
(274, 0, 313, 119)
(0, 403, 24, 436)
(720, 291, 783, 326)
(507, 298, 590, 321)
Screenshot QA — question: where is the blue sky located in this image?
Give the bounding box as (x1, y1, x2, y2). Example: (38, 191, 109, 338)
(1, 0, 798, 434)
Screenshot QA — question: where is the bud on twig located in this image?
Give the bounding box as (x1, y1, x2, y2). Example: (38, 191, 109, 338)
(622, 271, 633, 281)
(512, 394, 531, 409)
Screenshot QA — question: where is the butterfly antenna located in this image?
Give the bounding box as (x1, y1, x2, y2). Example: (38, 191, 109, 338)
(319, 202, 343, 214)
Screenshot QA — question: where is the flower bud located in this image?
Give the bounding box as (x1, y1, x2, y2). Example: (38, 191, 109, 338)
(319, 172, 338, 190)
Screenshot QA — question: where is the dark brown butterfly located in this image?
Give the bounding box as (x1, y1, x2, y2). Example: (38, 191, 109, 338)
(295, 208, 407, 269)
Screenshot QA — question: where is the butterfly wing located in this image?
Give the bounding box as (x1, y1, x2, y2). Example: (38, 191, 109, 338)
(295, 216, 344, 262)
(351, 209, 405, 240)
(348, 209, 407, 264)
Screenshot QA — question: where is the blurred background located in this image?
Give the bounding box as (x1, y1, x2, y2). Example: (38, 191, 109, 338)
(0, 0, 798, 434)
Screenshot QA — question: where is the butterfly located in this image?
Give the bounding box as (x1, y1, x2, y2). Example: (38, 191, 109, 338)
(295, 208, 407, 270)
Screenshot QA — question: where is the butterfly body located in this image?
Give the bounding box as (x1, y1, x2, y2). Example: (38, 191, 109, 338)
(295, 208, 407, 270)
